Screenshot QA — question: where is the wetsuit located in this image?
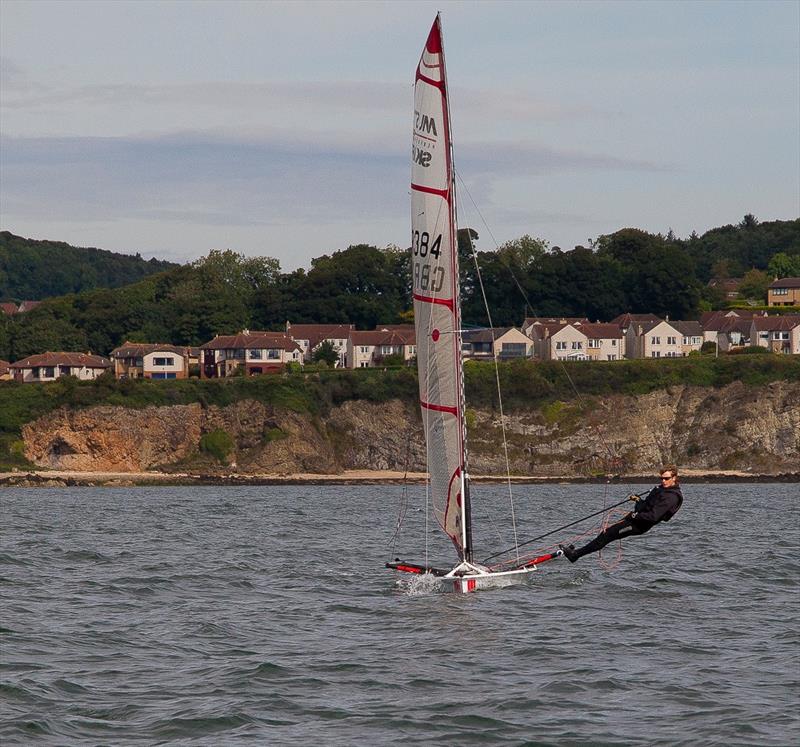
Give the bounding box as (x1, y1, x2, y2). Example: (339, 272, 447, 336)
(564, 483, 683, 562)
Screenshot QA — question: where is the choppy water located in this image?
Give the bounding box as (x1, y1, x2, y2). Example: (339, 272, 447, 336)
(1, 483, 798, 745)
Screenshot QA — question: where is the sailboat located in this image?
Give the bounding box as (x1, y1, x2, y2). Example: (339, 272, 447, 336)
(387, 15, 563, 593)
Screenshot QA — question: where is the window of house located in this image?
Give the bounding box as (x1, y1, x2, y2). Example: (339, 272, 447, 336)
(135, 357, 143, 366)
(612, 339, 617, 346)
(501, 342, 527, 356)
(651, 336, 661, 345)
(234, 349, 245, 360)
(555, 341, 567, 350)
(268, 349, 280, 359)
(759, 332, 769, 340)
(44, 366, 55, 377)
(360, 362, 369, 368)
(588, 339, 600, 348)
(651, 351, 660, 358)
(572, 341, 582, 349)
(360, 346, 369, 353)
(774, 287, 788, 295)
(153, 357, 174, 366)
(249, 349, 262, 360)
(667, 336, 676, 345)
(607, 354, 617, 361)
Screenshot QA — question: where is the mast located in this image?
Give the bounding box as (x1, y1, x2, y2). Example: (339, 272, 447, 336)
(412, 14, 472, 562)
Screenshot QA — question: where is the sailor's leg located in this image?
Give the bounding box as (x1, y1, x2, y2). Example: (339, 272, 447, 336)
(568, 518, 639, 560)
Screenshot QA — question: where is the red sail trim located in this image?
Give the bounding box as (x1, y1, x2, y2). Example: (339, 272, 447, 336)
(420, 400, 458, 415)
(412, 292, 454, 311)
(411, 183, 448, 199)
(416, 70, 446, 89)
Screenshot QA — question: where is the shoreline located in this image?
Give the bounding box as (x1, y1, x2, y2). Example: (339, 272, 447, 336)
(1, 468, 798, 487)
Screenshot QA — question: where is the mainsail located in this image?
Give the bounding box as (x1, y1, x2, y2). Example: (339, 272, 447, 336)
(411, 15, 471, 560)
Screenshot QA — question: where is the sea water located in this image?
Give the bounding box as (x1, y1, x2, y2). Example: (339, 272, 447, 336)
(1, 483, 798, 745)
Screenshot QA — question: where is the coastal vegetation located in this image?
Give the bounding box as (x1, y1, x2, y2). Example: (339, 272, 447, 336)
(1, 216, 798, 361)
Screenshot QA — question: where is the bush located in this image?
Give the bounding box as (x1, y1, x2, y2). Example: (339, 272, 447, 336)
(199, 429, 235, 463)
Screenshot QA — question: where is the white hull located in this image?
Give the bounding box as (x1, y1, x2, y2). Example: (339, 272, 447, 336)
(440, 562, 537, 594)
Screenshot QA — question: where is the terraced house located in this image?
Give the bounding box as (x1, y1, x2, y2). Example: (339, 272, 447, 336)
(750, 316, 800, 355)
(200, 330, 303, 378)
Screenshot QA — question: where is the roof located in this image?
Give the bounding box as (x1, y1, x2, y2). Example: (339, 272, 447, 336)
(769, 277, 800, 289)
(286, 323, 354, 348)
(700, 309, 767, 329)
(629, 319, 681, 335)
(523, 316, 588, 327)
(349, 329, 415, 346)
(610, 313, 663, 328)
(10, 352, 112, 369)
(17, 300, 41, 312)
(579, 323, 624, 339)
(0, 359, 10, 375)
(201, 331, 302, 352)
(751, 315, 800, 331)
(111, 341, 189, 358)
(461, 327, 525, 343)
(671, 320, 703, 336)
(1, 302, 18, 316)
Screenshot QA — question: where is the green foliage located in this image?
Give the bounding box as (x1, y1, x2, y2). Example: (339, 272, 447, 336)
(311, 340, 339, 366)
(738, 269, 770, 302)
(0, 231, 176, 300)
(199, 429, 235, 463)
(768, 252, 800, 279)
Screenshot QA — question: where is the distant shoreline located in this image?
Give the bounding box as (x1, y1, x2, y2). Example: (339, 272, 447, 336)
(1, 469, 798, 488)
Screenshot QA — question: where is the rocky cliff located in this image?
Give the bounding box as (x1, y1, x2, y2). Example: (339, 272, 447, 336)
(21, 380, 800, 476)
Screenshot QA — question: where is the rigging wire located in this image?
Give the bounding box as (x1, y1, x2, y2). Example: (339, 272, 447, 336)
(456, 176, 522, 564)
(480, 491, 645, 564)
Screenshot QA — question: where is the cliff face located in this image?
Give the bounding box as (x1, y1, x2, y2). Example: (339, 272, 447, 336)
(20, 380, 800, 475)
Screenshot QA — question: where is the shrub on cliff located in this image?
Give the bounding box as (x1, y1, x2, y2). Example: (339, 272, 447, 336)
(200, 429, 235, 464)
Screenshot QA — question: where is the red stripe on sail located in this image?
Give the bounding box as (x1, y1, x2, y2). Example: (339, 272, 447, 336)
(425, 17, 442, 53)
(411, 183, 448, 199)
(420, 400, 458, 415)
(413, 292, 454, 311)
(416, 71, 445, 89)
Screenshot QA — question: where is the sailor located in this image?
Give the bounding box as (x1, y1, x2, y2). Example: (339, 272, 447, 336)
(560, 465, 683, 563)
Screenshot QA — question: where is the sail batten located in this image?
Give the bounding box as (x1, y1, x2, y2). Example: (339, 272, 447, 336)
(412, 14, 470, 559)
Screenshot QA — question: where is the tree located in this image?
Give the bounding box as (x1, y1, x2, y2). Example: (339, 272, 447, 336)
(311, 340, 339, 366)
(738, 269, 770, 302)
(767, 252, 800, 279)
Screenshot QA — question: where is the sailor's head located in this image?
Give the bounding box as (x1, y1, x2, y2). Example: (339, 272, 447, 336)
(659, 465, 678, 485)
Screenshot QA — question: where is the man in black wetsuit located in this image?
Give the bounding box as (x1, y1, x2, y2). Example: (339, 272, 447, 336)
(560, 465, 683, 563)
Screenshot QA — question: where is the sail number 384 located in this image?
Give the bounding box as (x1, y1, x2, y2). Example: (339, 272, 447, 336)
(412, 231, 444, 293)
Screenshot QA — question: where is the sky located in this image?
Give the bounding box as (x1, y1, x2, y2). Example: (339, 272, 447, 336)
(1, 0, 798, 272)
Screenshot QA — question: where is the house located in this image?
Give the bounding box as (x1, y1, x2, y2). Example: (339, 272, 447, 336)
(0, 359, 12, 381)
(110, 342, 191, 380)
(625, 320, 684, 358)
(700, 310, 766, 350)
(346, 329, 416, 368)
(200, 330, 303, 378)
(578, 323, 624, 361)
(529, 322, 589, 361)
(461, 327, 533, 360)
(767, 277, 800, 307)
(285, 322, 354, 367)
(707, 277, 743, 300)
(671, 321, 704, 356)
(521, 316, 588, 338)
(0, 300, 41, 316)
(749, 316, 800, 355)
(9, 352, 112, 383)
